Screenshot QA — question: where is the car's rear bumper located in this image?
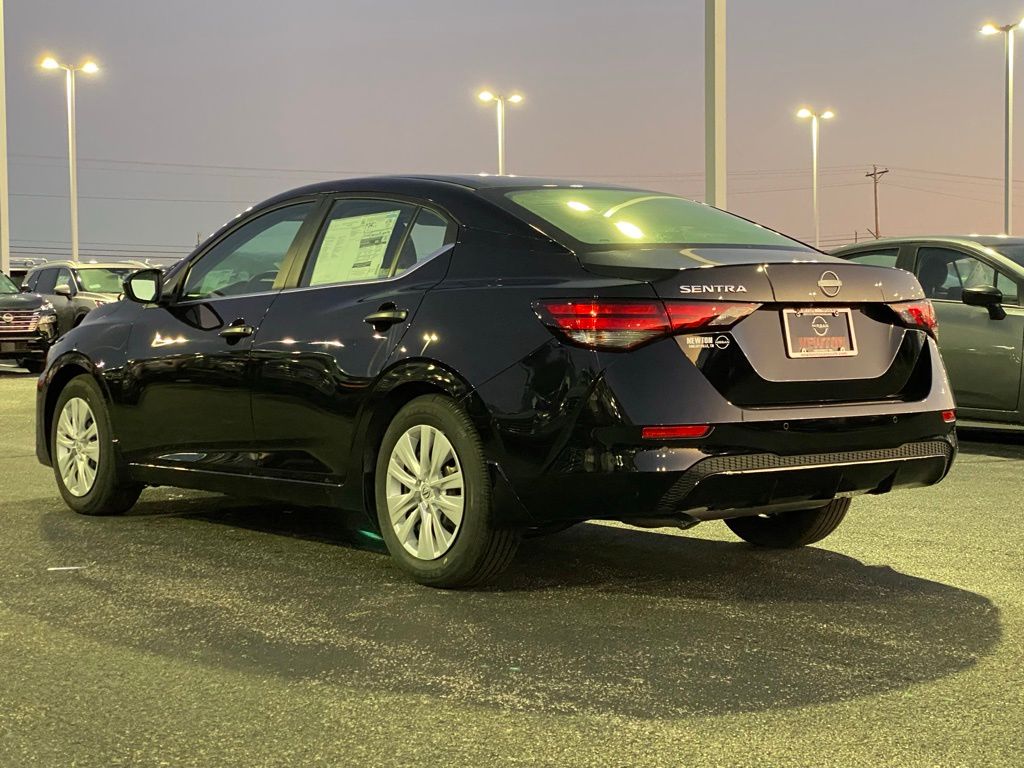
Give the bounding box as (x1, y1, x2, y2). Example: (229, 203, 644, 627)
(499, 413, 956, 524)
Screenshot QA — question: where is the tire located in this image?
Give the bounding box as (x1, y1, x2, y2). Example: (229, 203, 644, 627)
(51, 375, 143, 516)
(18, 358, 44, 374)
(374, 394, 520, 588)
(725, 498, 851, 548)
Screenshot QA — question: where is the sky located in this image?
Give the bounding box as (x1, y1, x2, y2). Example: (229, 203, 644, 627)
(3, 0, 1024, 262)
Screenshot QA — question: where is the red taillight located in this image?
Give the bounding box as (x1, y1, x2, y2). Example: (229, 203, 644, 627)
(888, 300, 937, 338)
(942, 409, 956, 423)
(534, 299, 759, 350)
(641, 425, 712, 440)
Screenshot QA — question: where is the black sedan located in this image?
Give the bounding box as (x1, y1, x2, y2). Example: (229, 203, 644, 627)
(35, 176, 957, 587)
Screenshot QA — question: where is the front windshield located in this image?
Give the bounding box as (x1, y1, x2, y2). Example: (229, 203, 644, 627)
(0, 273, 17, 294)
(77, 268, 134, 293)
(502, 187, 808, 251)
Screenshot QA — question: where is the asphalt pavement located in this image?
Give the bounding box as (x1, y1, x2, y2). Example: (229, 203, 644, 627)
(0, 362, 1021, 767)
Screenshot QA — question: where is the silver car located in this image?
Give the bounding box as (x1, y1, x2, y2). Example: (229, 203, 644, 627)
(833, 236, 1024, 430)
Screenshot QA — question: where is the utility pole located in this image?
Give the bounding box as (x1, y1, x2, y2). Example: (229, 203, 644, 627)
(866, 164, 889, 238)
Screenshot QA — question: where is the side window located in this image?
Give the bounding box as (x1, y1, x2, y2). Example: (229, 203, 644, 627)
(55, 268, 75, 294)
(303, 199, 416, 287)
(22, 271, 39, 290)
(996, 272, 1019, 304)
(34, 269, 58, 294)
(393, 209, 455, 276)
(182, 202, 314, 300)
(845, 248, 899, 268)
(915, 247, 1017, 303)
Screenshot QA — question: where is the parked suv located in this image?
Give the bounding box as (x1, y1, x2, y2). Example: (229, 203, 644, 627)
(0, 271, 58, 372)
(23, 260, 147, 335)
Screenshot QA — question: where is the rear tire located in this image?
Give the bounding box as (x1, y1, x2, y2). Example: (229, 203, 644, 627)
(725, 498, 851, 548)
(374, 395, 520, 588)
(51, 375, 142, 516)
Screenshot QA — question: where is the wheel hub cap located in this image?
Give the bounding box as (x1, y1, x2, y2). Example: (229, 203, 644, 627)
(385, 424, 465, 561)
(54, 396, 100, 497)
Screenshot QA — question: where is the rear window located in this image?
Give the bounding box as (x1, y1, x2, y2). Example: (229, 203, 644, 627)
(501, 187, 807, 251)
(842, 248, 899, 268)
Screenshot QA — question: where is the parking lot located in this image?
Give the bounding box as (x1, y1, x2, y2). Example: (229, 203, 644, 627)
(0, 363, 1021, 766)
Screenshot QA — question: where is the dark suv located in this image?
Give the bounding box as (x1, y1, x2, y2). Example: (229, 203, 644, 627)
(23, 260, 147, 335)
(0, 272, 58, 372)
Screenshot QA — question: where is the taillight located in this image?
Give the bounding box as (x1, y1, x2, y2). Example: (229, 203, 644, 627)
(942, 409, 956, 424)
(888, 300, 937, 338)
(641, 425, 712, 440)
(534, 299, 759, 350)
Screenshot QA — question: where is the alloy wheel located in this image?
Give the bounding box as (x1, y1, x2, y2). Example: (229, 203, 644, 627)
(385, 424, 465, 560)
(55, 397, 100, 497)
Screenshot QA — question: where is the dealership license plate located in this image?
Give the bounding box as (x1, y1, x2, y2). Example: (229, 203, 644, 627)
(783, 308, 858, 358)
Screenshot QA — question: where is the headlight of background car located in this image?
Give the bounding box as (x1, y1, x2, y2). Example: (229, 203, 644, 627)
(37, 304, 58, 335)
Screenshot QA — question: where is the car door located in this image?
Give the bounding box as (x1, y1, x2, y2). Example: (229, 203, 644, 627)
(116, 200, 319, 468)
(912, 245, 1024, 414)
(251, 197, 456, 484)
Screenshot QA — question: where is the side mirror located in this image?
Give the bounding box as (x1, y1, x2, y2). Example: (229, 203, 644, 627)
(962, 284, 1006, 320)
(19, 284, 31, 293)
(54, 282, 73, 298)
(123, 268, 164, 304)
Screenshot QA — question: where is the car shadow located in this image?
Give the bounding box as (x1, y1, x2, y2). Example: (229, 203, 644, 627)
(958, 431, 1024, 460)
(24, 496, 1001, 720)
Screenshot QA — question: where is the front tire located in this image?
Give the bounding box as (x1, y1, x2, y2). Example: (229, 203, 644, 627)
(18, 358, 44, 374)
(374, 395, 520, 588)
(51, 375, 142, 516)
(725, 498, 851, 548)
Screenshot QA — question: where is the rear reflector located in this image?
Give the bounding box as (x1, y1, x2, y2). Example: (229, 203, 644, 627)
(888, 300, 938, 338)
(534, 299, 759, 350)
(641, 425, 712, 440)
(942, 409, 956, 423)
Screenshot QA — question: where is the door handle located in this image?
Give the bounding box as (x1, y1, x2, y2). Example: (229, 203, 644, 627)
(219, 323, 255, 339)
(363, 308, 408, 331)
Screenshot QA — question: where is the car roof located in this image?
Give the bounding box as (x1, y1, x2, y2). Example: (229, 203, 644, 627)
(834, 235, 1024, 252)
(27, 259, 149, 271)
(266, 174, 638, 197)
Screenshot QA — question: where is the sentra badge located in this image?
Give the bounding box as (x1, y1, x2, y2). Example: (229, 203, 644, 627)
(679, 285, 748, 294)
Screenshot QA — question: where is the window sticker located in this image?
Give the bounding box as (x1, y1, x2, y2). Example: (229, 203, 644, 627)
(311, 211, 401, 285)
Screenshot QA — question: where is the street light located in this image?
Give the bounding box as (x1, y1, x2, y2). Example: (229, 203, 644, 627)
(477, 89, 523, 175)
(39, 55, 100, 262)
(980, 19, 1024, 235)
(796, 106, 835, 249)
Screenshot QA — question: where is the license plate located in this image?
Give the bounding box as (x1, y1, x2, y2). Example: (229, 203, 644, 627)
(783, 308, 858, 358)
(1, 342, 15, 353)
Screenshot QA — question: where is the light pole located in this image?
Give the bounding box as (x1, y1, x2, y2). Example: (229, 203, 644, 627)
(40, 55, 99, 262)
(477, 90, 523, 176)
(0, 1, 10, 276)
(796, 107, 834, 249)
(982, 20, 1023, 235)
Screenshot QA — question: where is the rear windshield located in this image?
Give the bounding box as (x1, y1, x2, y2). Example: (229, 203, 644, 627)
(501, 187, 808, 251)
